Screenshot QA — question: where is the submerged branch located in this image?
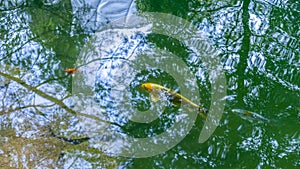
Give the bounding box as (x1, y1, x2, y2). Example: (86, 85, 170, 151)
(0, 71, 122, 128)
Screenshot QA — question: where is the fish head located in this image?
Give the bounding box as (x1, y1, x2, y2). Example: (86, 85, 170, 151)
(231, 109, 245, 115)
(141, 83, 165, 102)
(141, 83, 154, 92)
(231, 109, 253, 122)
(232, 109, 255, 117)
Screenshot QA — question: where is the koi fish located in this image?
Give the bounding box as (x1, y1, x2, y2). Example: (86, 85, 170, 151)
(231, 109, 270, 123)
(64, 68, 78, 74)
(141, 83, 207, 119)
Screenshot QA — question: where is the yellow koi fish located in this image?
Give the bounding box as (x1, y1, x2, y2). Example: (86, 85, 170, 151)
(141, 83, 207, 119)
(231, 109, 270, 123)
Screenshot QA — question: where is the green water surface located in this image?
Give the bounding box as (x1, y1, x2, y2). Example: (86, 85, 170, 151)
(0, 0, 299, 168)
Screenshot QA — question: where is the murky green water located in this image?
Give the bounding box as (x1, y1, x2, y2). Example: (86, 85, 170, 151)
(0, 0, 299, 168)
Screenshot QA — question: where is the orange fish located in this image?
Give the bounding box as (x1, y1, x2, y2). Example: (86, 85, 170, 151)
(64, 68, 78, 74)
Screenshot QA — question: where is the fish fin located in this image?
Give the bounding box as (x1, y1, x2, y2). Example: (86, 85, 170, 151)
(198, 107, 207, 120)
(243, 116, 254, 123)
(150, 93, 160, 102)
(199, 112, 207, 120)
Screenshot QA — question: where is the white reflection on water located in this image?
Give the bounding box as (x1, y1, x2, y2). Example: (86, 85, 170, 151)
(238, 126, 263, 151)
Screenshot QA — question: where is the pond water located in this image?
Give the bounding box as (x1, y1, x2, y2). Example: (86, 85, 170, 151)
(0, 0, 299, 168)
